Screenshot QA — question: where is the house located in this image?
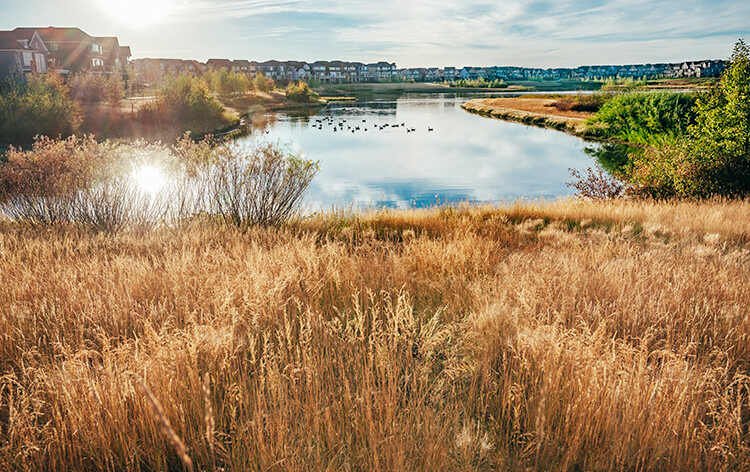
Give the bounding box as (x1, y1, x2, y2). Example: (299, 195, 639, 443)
(310, 61, 330, 82)
(13, 27, 107, 73)
(97, 37, 132, 74)
(257, 60, 283, 79)
(0, 30, 48, 80)
(284, 61, 310, 81)
(206, 58, 233, 71)
(231, 59, 252, 74)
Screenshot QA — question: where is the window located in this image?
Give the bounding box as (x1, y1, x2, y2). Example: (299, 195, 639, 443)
(92, 58, 104, 67)
(22, 52, 32, 66)
(91, 43, 101, 53)
(35, 54, 47, 72)
(49, 43, 58, 51)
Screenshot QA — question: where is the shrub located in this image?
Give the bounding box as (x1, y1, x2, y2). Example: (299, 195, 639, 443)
(203, 141, 319, 226)
(552, 94, 607, 113)
(207, 69, 251, 97)
(253, 72, 275, 92)
(0, 135, 319, 230)
(285, 81, 320, 103)
(0, 73, 79, 146)
(137, 73, 226, 131)
(628, 40, 750, 198)
(588, 91, 697, 146)
(567, 165, 626, 199)
(67, 72, 124, 103)
(0, 136, 170, 230)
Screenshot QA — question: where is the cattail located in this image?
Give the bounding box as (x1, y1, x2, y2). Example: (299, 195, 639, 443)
(202, 372, 217, 472)
(133, 374, 194, 472)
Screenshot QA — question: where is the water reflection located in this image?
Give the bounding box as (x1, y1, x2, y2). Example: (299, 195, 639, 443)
(584, 142, 640, 175)
(239, 94, 602, 209)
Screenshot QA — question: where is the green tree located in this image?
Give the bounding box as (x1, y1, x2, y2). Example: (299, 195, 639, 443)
(630, 40, 750, 197)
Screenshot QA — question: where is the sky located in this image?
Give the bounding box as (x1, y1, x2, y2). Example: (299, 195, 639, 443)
(1, 0, 748, 68)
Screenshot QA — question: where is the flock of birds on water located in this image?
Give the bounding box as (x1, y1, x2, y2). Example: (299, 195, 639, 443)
(309, 116, 434, 134)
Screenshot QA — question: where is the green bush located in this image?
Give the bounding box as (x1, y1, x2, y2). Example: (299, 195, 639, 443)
(588, 92, 697, 146)
(67, 72, 124, 103)
(629, 40, 750, 198)
(253, 73, 275, 92)
(206, 69, 251, 96)
(285, 81, 319, 103)
(137, 73, 225, 131)
(0, 74, 79, 146)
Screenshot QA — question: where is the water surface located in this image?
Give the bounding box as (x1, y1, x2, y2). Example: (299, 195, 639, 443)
(242, 94, 598, 209)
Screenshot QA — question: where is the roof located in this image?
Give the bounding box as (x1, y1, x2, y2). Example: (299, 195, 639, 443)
(206, 58, 233, 68)
(0, 31, 24, 50)
(96, 37, 120, 50)
(14, 27, 93, 43)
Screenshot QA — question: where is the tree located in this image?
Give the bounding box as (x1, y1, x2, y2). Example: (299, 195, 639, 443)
(630, 39, 750, 198)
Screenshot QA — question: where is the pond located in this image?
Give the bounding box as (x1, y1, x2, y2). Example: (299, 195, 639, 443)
(239, 94, 601, 209)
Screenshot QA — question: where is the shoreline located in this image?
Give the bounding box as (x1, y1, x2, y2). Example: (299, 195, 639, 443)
(461, 98, 594, 138)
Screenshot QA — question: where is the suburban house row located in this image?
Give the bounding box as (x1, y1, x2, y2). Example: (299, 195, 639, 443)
(132, 58, 399, 84)
(134, 56, 727, 86)
(0, 27, 131, 81)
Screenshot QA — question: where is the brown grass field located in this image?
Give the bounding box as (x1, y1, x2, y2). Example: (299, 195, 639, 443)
(1, 199, 749, 471)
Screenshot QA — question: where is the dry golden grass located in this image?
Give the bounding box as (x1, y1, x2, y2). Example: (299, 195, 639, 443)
(1, 199, 749, 471)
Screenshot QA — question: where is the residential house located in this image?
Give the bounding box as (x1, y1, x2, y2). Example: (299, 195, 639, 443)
(310, 61, 330, 82)
(206, 58, 233, 71)
(13, 27, 107, 73)
(0, 30, 48, 80)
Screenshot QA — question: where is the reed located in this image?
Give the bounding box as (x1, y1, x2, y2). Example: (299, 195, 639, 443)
(0, 199, 748, 471)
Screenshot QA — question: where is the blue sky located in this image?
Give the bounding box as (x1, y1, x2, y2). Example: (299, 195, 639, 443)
(1, 0, 748, 67)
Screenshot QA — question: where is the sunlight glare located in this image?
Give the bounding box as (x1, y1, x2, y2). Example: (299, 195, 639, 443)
(134, 165, 166, 195)
(98, 0, 174, 26)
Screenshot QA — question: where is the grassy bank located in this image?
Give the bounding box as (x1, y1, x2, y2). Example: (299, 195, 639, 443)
(1, 199, 749, 471)
(462, 98, 593, 137)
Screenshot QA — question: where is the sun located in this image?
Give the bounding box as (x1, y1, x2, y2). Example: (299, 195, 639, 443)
(98, 0, 174, 26)
(133, 165, 166, 195)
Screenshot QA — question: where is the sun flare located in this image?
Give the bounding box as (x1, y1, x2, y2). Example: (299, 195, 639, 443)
(98, 0, 174, 26)
(133, 165, 166, 195)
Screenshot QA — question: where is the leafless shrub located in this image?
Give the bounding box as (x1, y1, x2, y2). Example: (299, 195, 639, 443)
(567, 165, 626, 199)
(0, 135, 318, 230)
(205, 141, 319, 227)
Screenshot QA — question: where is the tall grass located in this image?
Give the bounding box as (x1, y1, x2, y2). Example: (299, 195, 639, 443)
(0, 200, 748, 471)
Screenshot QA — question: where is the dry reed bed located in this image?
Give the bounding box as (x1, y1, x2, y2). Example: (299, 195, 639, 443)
(0, 200, 748, 471)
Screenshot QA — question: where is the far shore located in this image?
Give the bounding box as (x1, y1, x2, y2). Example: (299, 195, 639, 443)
(462, 97, 595, 138)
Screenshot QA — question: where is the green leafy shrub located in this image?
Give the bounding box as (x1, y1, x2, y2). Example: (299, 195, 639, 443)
(629, 40, 750, 198)
(588, 91, 697, 146)
(137, 73, 226, 131)
(285, 81, 320, 103)
(67, 72, 124, 103)
(206, 69, 251, 96)
(253, 73, 275, 92)
(0, 74, 79, 146)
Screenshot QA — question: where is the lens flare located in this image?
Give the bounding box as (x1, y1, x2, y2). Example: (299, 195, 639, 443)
(98, 0, 174, 26)
(134, 165, 166, 195)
